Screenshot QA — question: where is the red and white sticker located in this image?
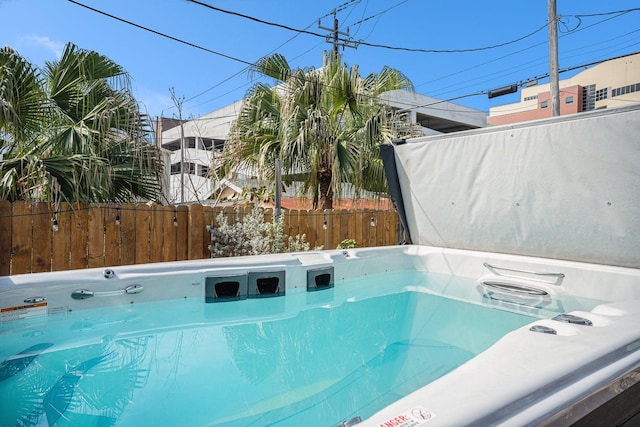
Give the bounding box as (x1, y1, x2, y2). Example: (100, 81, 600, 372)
(377, 407, 436, 427)
(1, 302, 48, 322)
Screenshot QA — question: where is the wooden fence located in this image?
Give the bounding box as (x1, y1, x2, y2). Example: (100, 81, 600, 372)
(0, 201, 400, 276)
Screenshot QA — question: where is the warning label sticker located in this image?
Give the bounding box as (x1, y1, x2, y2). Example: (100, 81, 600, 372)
(377, 407, 436, 427)
(1, 302, 48, 322)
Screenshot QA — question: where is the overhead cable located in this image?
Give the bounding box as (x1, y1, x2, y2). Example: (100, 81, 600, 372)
(67, 0, 254, 66)
(187, 0, 552, 54)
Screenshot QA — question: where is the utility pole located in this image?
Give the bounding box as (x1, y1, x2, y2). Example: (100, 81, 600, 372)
(548, 0, 560, 117)
(318, 9, 357, 61)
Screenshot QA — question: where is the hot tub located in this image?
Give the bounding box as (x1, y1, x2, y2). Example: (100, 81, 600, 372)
(1, 245, 639, 426)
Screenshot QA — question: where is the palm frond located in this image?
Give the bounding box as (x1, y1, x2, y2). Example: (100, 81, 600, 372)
(225, 52, 413, 208)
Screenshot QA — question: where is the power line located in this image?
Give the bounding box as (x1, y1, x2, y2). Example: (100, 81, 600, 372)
(418, 12, 640, 99)
(65, 0, 639, 119)
(349, 0, 407, 41)
(65, 0, 415, 112)
(572, 7, 640, 18)
(187, 0, 555, 54)
(352, 23, 548, 53)
(67, 0, 254, 67)
(184, 6, 341, 112)
(349, 0, 408, 27)
(186, 0, 328, 38)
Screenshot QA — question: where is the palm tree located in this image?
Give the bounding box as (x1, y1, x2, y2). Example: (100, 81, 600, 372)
(225, 52, 417, 210)
(0, 43, 163, 203)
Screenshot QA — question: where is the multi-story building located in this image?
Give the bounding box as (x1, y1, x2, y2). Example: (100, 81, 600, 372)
(381, 89, 487, 135)
(155, 101, 242, 204)
(156, 91, 486, 204)
(489, 52, 640, 126)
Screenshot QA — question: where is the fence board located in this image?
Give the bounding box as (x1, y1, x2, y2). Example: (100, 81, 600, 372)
(104, 206, 120, 267)
(383, 211, 391, 246)
(363, 211, 371, 247)
(385, 211, 396, 245)
(188, 204, 204, 260)
(379, 211, 387, 246)
(371, 212, 379, 247)
(304, 210, 315, 248)
(32, 202, 52, 273)
(70, 203, 89, 270)
(289, 210, 299, 243)
(87, 204, 105, 268)
(298, 210, 308, 249)
(0, 200, 12, 276)
(135, 205, 151, 264)
(120, 204, 136, 266)
(150, 205, 164, 263)
(319, 210, 329, 249)
(360, 210, 369, 247)
(312, 210, 323, 249)
(52, 203, 72, 271)
(162, 206, 177, 262)
(367, 211, 377, 247)
(342, 211, 350, 246)
(361, 210, 370, 248)
(282, 209, 291, 242)
(203, 206, 218, 258)
(11, 202, 32, 275)
(331, 210, 340, 250)
(176, 205, 189, 261)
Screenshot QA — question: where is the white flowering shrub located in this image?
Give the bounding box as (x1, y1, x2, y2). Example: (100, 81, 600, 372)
(208, 206, 320, 257)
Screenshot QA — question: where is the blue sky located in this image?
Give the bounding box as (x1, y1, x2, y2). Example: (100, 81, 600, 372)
(1, 0, 639, 120)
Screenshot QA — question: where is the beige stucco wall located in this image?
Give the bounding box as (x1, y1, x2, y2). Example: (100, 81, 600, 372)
(489, 52, 640, 124)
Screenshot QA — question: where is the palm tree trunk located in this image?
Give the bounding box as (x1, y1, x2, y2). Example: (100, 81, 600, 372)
(318, 168, 333, 210)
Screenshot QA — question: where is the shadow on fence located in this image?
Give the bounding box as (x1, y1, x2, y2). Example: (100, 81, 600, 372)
(0, 201, 400, 276)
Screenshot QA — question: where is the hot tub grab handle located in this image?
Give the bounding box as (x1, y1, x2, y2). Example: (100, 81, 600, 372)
(483, 262, 565, 278)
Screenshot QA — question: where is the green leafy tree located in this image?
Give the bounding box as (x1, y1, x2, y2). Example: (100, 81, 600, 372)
(0, 43, 162, 203)
(224, 52, 417, 209)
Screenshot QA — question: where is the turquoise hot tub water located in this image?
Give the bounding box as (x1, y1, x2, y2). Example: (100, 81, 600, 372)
(0, 270, 604, 427)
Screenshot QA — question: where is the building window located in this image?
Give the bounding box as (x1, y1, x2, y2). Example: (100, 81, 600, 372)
(611, 82, 640, 98)
(566, 96, 574, 104)
(540, 101, 548, 109)
(201, 138, 213, 150)
(595, 88, 608, 101)
(582, 84, 596, 111)
(199, 165, 209, 178)
(163, 139, 181, 152)
(171, 162, 196, 175)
